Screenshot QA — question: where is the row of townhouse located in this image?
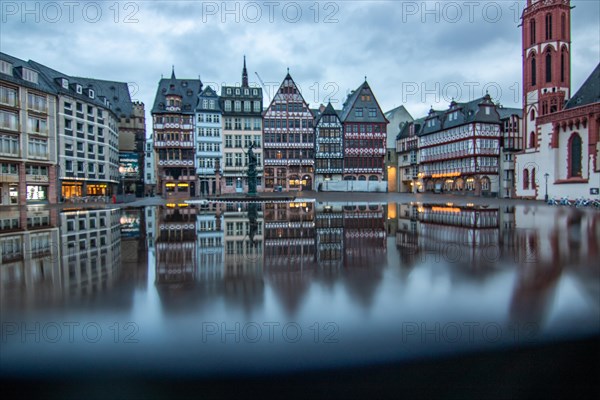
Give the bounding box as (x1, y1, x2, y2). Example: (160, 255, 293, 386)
(150, 59, 391, 198)
(0, 52, 142, 206)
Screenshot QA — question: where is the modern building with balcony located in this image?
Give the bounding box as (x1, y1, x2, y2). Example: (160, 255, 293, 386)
(195, 85, 222, 196)
(220, 58, 263, 194)
(263, 72, 315, 191)
(0, 53, 58, 205)
(151, 69, 201, 198)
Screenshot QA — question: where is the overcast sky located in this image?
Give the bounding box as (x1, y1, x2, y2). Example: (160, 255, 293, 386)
(2, 0, 598, 134)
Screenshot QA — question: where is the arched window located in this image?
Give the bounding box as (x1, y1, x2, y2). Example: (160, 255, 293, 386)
(569, 133, 582, 177)
(530, 109, 535, 121)
(523, 169, 530, 190)
(529, 131, 536, 148)
(561, 49, 566, 82)
(531, 57, 537, 86)
(546, 51, 552, 83)
(530, 19, 536, 45)
(561, 13, 566, 39)
(545, 13, 552, 40)
(531, 168, 536, 189)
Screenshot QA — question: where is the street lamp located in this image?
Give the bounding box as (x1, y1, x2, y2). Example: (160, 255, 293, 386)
(544, 173, 549, 201)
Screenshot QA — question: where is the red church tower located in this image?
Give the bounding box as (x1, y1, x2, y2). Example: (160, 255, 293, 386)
(521, 0, 571, 150)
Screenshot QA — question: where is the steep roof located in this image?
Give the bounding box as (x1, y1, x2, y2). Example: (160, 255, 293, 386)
(340, 80, 389, 124)
(496, 107, 523, 119)
(565, 63, 600, 109)
(151, 68, 203, 114)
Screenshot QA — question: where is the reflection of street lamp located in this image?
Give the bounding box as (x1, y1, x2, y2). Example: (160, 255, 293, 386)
(119, 166, 126, 199)
(544, 173, 549, 201)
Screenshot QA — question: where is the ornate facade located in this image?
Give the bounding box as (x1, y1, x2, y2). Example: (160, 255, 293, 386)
(263, 72, 315, 191)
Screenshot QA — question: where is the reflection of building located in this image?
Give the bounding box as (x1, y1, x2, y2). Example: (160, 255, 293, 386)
(396, 120, 421, 193)
(0, 53, 58, 205)
(315, 203, 344, 267)
(197, 204, 224, 281)
(0, 208, 60, 305)
(152, 69, 201, 198)
(155, 204, 197, 284)
(342, 204, 386, 267)
(385, 106, 413, 192)
(396, 203, 504, 269)
(59, 208, 122, 296)
(264, 201, 315, 267)
(223, 202, 263, 273)
(220, 57, 264, 194)
(120, 208, 147, 287)
(263, 72, 315, 191)
(515, 0, 600, 200)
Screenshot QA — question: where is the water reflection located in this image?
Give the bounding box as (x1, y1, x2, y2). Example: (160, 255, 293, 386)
(1, 201, 598, 376)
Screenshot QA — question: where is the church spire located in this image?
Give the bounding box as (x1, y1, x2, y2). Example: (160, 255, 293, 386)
(242, 55, 248, 87)
(170, 65, 176, 80)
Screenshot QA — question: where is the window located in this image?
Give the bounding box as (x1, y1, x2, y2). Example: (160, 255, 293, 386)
(369, 108, 376, 117)
(65, 160, 73, 171)
(225, 101, 232, 112)
(355, 108, 363, 117)
(569, 133, 582, 177)
(244, 101, 250, 112)
(0, 134, 19, 156)
(529, 131, 535, 148)
(523, 169, 529, 190)
(202, 99, 208, 109)
(225, 135, 232, 148)
(253, 119, 261, 130)
(545, 13, 552, 40)
(0, 111, 18, 130)
(531, 168, 536, 189)
(235, 135, 242, 147)
(545, 51, 552, 83)
(225, 153, 232, 166)
(226, 177, 233, 186)
(0, 86, 17, 106)
(254, 101, 261, 112)
(27, 116, 47, 135)
(531, 57, 536, 86)
(28, 138, 48, 158)
(234, 101, 241, 112)
(22, 68, 38, 84)
(235, 153, 242, 166)
(530, 19, 536, 45)
(0, 60, 12, 75)
(561, 13, 566, 39)
(561, 49, 566, 82)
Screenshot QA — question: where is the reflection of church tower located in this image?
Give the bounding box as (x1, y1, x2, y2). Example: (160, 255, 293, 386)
(522, 0, 571, 149)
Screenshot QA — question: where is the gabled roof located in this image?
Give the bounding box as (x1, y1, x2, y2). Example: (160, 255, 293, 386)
(264, 71, 312, 115)
(397, 117, 426, 140)
(340, 80, 389, 124)
(496, 107, 523, 119)
(565, 63, 600, 110)
(315, 101, 342, 125)
(151, 68, 203, 114)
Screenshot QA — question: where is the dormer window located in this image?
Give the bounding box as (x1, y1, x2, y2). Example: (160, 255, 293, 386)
(253, 89, 258, 95)
(235, 88, 240, 95)
(0, 60, 12, 76)
(227, 88, 232, 95)
(76, 84, 82, 94)
(244, 89, 249, 95)
(88, 89, 95, 99)
(61, 78, 69, 89)
(202, 99, 208, 109)
(21, 68, 38, 84)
